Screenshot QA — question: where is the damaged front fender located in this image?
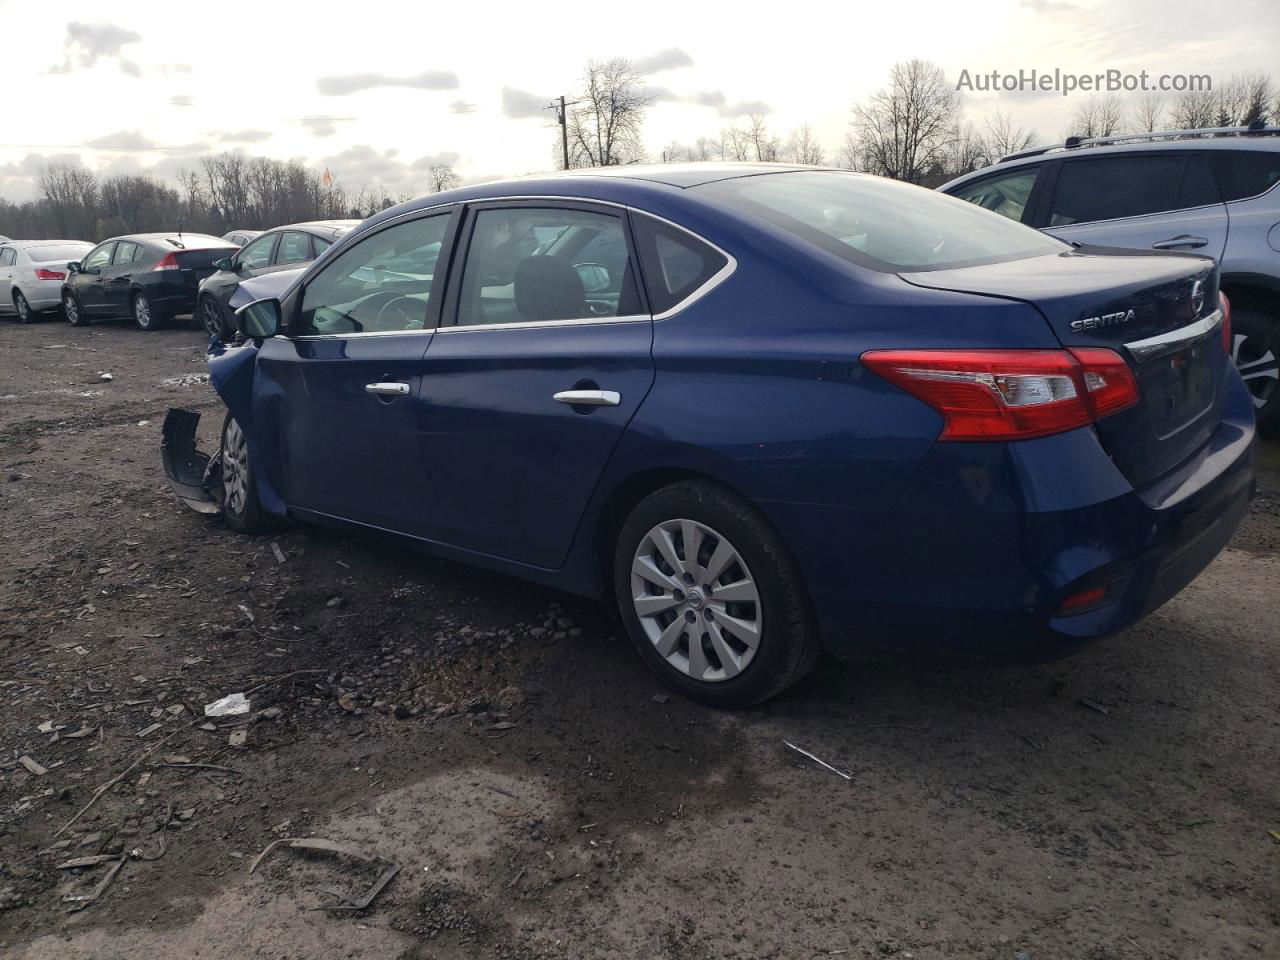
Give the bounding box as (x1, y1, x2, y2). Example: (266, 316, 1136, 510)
(161, 408, 221, 514)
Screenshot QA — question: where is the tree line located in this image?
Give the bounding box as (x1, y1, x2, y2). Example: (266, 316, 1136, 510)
(2, 58, 1275, 242)
(0, 154, 456, 243)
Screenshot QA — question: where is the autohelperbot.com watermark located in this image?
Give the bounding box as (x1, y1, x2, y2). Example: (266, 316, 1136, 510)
(955, 68, 1213, 97)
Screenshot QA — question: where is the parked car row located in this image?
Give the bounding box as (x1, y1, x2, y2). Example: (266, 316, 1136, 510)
(0, 221, 356, 333)
(941, 126, 1280, 435)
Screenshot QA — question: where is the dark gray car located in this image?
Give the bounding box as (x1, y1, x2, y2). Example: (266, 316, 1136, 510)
(197, 220, 359, 338)
(940, 126, 1280, 436)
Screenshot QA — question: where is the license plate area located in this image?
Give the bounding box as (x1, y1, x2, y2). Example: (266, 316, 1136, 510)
(1140, 342, 1217, 439)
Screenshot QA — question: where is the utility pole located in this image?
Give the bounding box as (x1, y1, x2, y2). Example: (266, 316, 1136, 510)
(546, 96, 582, 170)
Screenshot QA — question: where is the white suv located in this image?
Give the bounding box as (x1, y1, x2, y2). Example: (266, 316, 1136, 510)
(0, 239, 94, 322)
(941, 126, 1280, 436)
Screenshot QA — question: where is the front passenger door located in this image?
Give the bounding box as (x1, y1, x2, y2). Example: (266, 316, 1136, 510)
(251, 211, 456, 534)
(415, 202, 655, 568)
(77, 242, 116, 316)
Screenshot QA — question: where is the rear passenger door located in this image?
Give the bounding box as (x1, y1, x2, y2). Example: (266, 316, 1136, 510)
(0, 246, 15, 307)
(102, 241, 141, 315)
(1039, 152, 1228, 261)
(414, 201, 655, 567)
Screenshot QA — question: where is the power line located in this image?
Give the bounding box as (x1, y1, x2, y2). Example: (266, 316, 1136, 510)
(545, 96, 585, 169)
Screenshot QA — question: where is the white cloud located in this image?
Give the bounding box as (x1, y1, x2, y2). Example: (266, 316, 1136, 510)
(317, 71, 459, 96)
(52, 22, 142, 77)
(210, 130, 273, 144)
(502, 87, 549, 120)
(634, 48, 694, 74)
(87, 130, 155, 151)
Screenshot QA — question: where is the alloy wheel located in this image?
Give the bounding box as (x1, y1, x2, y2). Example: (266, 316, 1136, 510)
(201, 298, 224, 338)
(134, 293, 152, 329)
(1231, 332, 1280, 410)
(63, 294, 78, 324)
(14, 292, 30, 321)
(629, 518, 762, 682)
(222, 418, 249, 515)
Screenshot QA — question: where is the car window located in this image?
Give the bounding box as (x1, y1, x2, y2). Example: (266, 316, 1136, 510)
(456, 207, 642, 326)
(27, 244, 91, 263)
(83, 243, 115, 271)
(113, 242, 140, 265)
(237, 234, 276, 270)
(632, 215, 728, 314)
(949, 168, 1040, 223)
(1048, 155, 1200, 226)
(698, 171, 1064, 272)
(277, 231, 313, 265)
(1214, 151, 1280, 202)
(0, 247, 14, 267)
(299, 214, 449, 335)
(312, 236, 332, 257)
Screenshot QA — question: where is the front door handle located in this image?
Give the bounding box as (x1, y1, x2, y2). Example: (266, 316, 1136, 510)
(553, 389, 621, 406)
(1152, 235, 1208, 249)
(365, 382, 410, 397)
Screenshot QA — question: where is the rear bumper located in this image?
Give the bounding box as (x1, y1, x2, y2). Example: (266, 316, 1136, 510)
(18, 280, 64, 309)
(763, 371, 1258, 660)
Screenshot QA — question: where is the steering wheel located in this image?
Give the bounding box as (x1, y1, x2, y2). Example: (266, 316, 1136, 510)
(374, 295, 424, 329)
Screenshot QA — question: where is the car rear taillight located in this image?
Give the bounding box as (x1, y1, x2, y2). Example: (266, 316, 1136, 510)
(1219, 291, 1232, 352)
(153, 253, 181, 271)
(860, 348, 1140, 441)
(34, 268, 65, 280)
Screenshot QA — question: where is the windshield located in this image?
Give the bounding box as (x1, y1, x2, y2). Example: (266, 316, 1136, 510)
(27, 244, 92, 263)
(697, 171, 1066, 272)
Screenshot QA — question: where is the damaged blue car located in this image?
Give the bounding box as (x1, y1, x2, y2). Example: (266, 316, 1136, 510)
(163, 164, 1256, 707)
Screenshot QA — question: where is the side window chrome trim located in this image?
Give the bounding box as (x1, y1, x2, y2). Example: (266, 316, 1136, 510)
(438, 314, 650, 334)
(633, 210, 737, 321)
(287, 327, 439, 340)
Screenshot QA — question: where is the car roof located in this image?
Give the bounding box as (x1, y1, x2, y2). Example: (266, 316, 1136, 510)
(943, 130, 1280, 189)
(264, 220, 362, 238)
(102, 233, 235, 247)
(6, 239, 92, 248)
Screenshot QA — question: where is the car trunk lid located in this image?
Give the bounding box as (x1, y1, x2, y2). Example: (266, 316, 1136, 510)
(175, 247, 235, 284)
(900, 246, 1225, 487)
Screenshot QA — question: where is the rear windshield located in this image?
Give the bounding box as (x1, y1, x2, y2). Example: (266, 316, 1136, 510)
(697, 171, 1065, 272)
(176, 247, 236, 267)
(27, 244, 92, 263)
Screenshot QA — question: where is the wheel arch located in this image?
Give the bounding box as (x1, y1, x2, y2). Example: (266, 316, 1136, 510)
(1220, 273, 1280, 316)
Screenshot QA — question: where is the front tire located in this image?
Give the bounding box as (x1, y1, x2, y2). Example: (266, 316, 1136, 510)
(219, 414, 278, 534)
(1230, 307, 1280, 438)
(613, 480, 821, 708)
(64, 291, 88, 326)
(132, 290, 165, 331)
(14, 290, 36, 323)
(199, 294, 233, 340)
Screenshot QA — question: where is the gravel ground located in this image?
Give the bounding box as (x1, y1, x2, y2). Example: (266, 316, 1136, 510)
(1, 317, 1277, 959)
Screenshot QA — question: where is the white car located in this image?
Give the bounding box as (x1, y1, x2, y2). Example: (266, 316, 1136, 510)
(0, 239, 94, 322)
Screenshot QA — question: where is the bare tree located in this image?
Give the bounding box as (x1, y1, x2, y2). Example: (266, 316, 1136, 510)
(745, 114, 781, 161)
(785, 124, 825, 165)
(38, 163, 98, 239)
(722, 125, 752, 161)
(659, 141, 686, 163)
(428, 164, 460, 192)
(836, 131, 865, 171)
(1171, 89, 1219, 129)
(850, 59, 959, 183)
(566, 58, 652, 167)
(1215, 71, 1272, 127)
(941, 121, 990, 177)
(983, 110, 1038, 159)
(1132, 94, 1165, 132)
(1066, 96, 1124, 138)
(689, 135, 725, 161)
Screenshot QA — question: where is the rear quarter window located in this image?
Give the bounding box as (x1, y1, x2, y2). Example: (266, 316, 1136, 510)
(632, 215, 728, 314)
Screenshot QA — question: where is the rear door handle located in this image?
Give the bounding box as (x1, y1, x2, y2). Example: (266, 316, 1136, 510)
(365, 382, 411, 397)
(1152, 235, 1208, 249)
(553, 389, 621, 406)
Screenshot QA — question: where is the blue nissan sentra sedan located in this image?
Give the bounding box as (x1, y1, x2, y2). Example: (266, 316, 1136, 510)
(163, 163, 1257, 707)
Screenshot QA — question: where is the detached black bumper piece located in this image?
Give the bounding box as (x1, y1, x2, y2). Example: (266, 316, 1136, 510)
(161, 408, 221, 515)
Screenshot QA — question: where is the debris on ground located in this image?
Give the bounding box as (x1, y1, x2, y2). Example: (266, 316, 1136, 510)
(18, 756, 48, 776)
(204, 692, 251, 717)
(1079, 698, 1112, 715)
(248, 837, 400, 913)
(62, 854, 127, 913)
(783, 740, 853, 781)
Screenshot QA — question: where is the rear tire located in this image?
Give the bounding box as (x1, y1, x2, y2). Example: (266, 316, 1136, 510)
(63, 290, 87, 326)
(133, 289, 165, 331)
(613, 480, 821, 708)
(1230, 307, 1280, 438)
(13, 290, 35, 323)
(219, 413, 279, 534)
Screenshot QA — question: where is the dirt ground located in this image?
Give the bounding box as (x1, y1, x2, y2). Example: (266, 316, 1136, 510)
(1, 316, 1277, 960)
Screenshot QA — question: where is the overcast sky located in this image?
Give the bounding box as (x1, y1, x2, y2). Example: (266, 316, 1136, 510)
(1, 0, 1276, 201)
